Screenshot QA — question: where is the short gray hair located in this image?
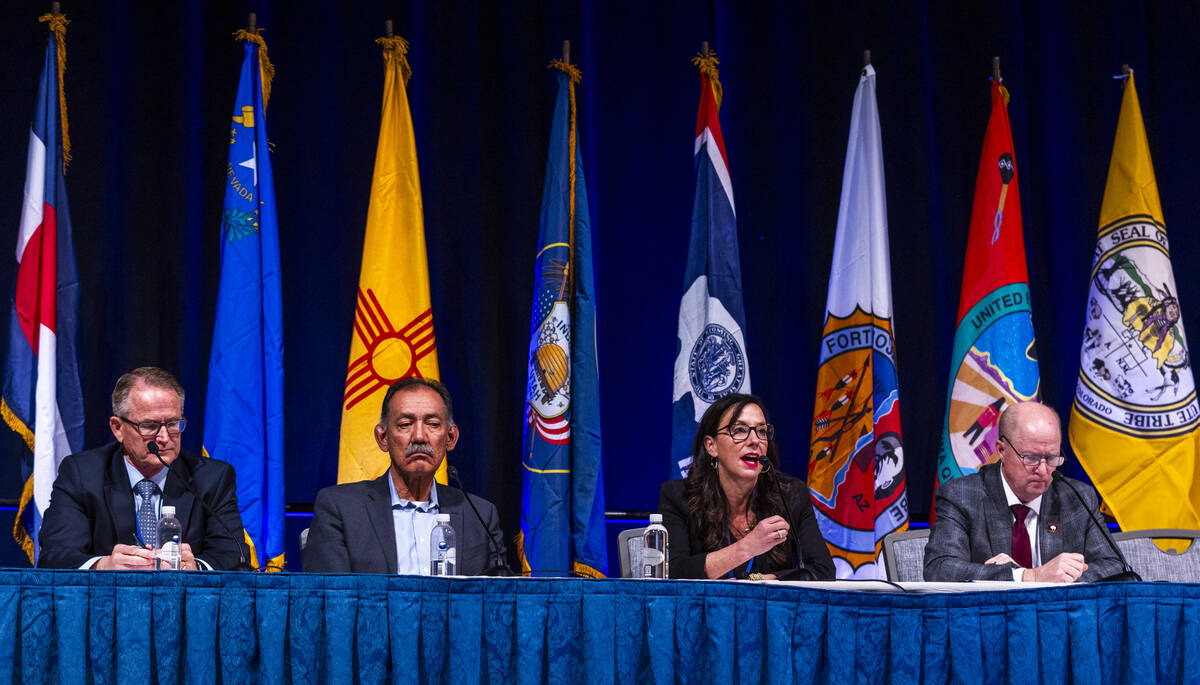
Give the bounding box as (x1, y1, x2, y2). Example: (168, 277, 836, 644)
(112, 366, 185, 416)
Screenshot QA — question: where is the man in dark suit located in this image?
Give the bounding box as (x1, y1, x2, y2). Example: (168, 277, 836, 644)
(38, 367, 246, 571)
(924, 401, 1124, 582)
(303, 378, 507, 575)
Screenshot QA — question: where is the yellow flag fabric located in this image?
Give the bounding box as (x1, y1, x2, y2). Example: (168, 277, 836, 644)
(1069, 72, 1200, 531)
(337, 37, 443, 484)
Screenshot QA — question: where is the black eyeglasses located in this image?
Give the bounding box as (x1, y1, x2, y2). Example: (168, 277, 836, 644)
(120, 417, 187, 437)
(717, 422, 774, 442)
(999, 435, 1065, 468)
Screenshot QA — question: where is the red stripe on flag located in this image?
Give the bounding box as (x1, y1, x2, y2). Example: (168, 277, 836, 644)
(13, 204, 58, 352)
(694, 73, 730, 171)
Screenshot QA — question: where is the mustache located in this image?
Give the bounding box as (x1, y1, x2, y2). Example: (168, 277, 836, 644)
(405, 443, 435, 457)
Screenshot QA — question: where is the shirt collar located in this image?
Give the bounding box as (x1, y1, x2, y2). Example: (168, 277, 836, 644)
(387, 471, 439, 513)
(124, 453, 169, 493)
(1000, 466, 1043, 515)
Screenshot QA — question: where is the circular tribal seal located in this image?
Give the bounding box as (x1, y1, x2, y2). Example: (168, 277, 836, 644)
(688, 323, 746, 403)
(1075, 218, 1198, 437)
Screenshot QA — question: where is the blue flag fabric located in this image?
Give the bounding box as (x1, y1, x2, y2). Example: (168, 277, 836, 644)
(202, 37, 285, 570)
(671, 58, 751, 478)
(2, 16, 85, 563)
(519, 64, 607, 577)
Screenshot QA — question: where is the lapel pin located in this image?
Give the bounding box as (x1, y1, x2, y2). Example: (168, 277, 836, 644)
(1047, 523, 1059, 534)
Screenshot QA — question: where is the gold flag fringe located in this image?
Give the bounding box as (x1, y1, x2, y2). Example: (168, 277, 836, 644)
(13, 476, 35, 564)
(234, 28, 276, 109)
(998, 82, 1010, 106)
(691, 52, 723, 110)
(549, 59, 582, 295)
(376, 36, 413, 86)
(37, 12, 71, 171)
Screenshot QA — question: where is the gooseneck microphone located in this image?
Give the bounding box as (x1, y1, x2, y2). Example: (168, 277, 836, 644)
(764, 465, 806, 576)
(446, 465, 513, 576)
(148, 442, 255, 572)
(1051, 471, 1141, 582)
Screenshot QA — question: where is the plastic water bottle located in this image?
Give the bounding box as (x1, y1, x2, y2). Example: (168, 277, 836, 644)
(430, 514, 457, 576)
(642, 514, 669, 578)
(157, 506, 183, 571)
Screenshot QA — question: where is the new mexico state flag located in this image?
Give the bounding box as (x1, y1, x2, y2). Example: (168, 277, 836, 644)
(1069, 70, 1200, 531)
(338, 36, 442, 484)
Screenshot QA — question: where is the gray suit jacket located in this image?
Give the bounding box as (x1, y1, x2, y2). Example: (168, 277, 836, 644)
(924, 462, 1124, 582)
(303, 472, 508, 575)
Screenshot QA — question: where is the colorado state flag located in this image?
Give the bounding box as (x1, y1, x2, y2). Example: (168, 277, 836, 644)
(518, 57, 607, 577)
(670, 51, 750, 479)
(2, 11, 85, 564)
(202, 29, 285, 570)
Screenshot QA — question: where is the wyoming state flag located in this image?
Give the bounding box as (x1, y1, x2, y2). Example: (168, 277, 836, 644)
(518, 59, 607, 578)
(203, 30, 286, 570)
(1069, 70, 1200, 532)
(338, 36, 442, 485)
(3, 12, 85, 563)
(807, 65, 907, 580)
(670, 52, 750, 478)
(937, 79, 1040, 485)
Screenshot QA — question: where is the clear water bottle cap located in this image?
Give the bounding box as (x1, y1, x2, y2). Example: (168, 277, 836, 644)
(436, 513, 451, 523)
(162, 506, 176, 516)
(649, 513, 663, 523)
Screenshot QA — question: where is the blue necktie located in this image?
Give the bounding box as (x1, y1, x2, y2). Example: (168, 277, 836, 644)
(135, 479, 160, 548)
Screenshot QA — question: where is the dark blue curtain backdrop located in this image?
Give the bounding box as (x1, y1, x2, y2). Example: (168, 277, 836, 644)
(2, 2, 1200, 568)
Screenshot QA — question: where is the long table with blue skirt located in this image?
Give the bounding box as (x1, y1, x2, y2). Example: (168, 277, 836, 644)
(0, 569, 1196, 684)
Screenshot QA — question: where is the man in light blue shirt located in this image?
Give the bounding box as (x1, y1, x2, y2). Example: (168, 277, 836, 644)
(304, 378, 509, 575)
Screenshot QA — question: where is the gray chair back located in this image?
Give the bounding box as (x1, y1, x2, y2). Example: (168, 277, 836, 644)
(1112, 528, 1200, 582)
(617, 527, 645, 578)
(881, 529, 930, 582)
(300, 527, 310, 551)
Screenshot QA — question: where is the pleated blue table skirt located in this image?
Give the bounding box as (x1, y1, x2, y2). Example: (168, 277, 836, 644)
(0, 570, 1196, 684)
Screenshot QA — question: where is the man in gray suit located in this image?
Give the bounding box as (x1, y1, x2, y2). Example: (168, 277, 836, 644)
(303, 378, 508, 575)
(924, 401, 1124, 582)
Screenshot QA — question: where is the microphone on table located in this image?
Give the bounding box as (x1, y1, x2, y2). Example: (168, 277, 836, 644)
(761, 459, 806, 575)
(1051, 471, 1141, 582)
(149, 441, 255, 572)
(446, 465, 513, 576)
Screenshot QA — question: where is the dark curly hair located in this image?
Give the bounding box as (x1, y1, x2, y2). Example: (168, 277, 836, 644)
(683, 393, 792, 570)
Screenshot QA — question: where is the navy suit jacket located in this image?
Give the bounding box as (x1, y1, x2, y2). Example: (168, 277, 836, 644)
(924, 462, 1124, 582)
(303, 472, 508, 575)
(37, 442, 246, 570)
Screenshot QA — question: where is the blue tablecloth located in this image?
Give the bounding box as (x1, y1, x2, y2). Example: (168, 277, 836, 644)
(0, 570, 1197, 684)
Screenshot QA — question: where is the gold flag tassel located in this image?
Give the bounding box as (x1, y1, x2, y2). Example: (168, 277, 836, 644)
(234, 28, 276, 109)
(375, 36, 413, 86)
(37, 11, 71, 171)
(549, 58, 582, 295)
(691, 50, 723, 110)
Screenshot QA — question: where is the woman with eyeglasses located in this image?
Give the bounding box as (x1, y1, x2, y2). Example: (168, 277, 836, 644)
(658, 393, 835, 580)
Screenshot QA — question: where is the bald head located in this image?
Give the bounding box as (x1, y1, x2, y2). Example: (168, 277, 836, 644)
(998, 401, 1061, 445)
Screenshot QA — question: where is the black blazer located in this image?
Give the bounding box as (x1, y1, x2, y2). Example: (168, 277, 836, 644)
(924, 462, 1125, 582)
(303, 472, 508, 575)
(659, 474, 835, 580)
(38, 442, 246, 570)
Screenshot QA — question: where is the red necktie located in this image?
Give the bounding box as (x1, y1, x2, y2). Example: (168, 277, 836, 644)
(1011, 504, 1033, 569)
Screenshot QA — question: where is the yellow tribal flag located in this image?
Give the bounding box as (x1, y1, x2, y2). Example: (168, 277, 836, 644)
(337, 36, 443, 484)
(1069, 71, 1200, 531)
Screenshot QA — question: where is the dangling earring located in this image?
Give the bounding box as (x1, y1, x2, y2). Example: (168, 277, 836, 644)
(710, 456, 717, 468)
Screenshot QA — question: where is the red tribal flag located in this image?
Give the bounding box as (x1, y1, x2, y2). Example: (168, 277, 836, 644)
(936, 78, 1040, 489)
